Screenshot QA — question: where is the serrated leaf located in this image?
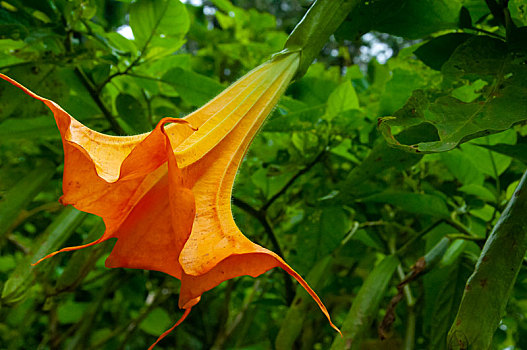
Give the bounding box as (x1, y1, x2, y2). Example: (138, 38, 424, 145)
(379, 36, 527, 153)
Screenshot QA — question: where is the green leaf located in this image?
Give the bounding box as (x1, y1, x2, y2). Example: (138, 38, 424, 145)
(414, 33, 474, 71)
(264, 104, 325, 132)
(475, 142, 527, 165)
(0, 66, 69, 122)
(115, 93, 151, 133)
(0, 115, 60, 141)
(373, 0, 462, 39)
(55, 219, 106, 293)
(330, 255, 399, 349)
(458, 184, 496, 202)
(458, 6, 472, 29)
(0, 161, 55, 238)
(2, 207, 87, 304)
(0, 255, 15, 273)
(129, 0, 189, 58)
(440, 149, 485, 185)
(290, 207, 350, 274)
(338, 123, 436, 201)
(448, 172, 527, 349)
(326, 80, 359, 119)
(510, 0, 527, 26)
(57, 299, 89, 324)
(379, 36, 527, 153)
(362, 192, 450, 218)
(139, 307, 172, 336)
(275, 255, 332, 349)
(379, 66, 431, 116)
(424, 258, 471, 350)
(162, 67, 224, 106)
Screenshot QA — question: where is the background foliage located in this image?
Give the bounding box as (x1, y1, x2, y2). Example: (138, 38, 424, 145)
(1, 0, 527, 349)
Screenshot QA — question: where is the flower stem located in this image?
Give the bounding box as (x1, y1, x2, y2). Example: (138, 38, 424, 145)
(283, 0, 361, 78)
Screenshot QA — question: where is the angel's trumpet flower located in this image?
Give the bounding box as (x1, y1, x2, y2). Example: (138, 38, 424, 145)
(0, 52, 340, 348)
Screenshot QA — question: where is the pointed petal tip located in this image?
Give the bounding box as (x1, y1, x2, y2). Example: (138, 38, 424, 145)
(32, 239, 103, 266)
(148, 307, 192, 350)
(272, 253, 341, 335)
(332, 323, 343, 337)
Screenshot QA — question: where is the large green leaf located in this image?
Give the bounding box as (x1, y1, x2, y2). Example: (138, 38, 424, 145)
(375, 0, 462, 39)
(129, 0, 189, 58)
(139, 307, 172, 336)
(330, 255, 399, 349)
(0, 115, 58, 141)
(289, 207, 350, 274)
(162, 67, 224, 106)
(424, 258, 471, 350)
(476, 142, 527, 165)
(325, 80, 359, 119)
(414, 33, 474, 71)
(361, 192, 451, 218)
(336, 0, 462, 40)
(379, 36, 527, 153)
(2, 207, 87, 304)
(275, 255, 332, 349)
(0, 161, 55, 238)
(448, 171, 527, 349)
(115, 93, 151, 133)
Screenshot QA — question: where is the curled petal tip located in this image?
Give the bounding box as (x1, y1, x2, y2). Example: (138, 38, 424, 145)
(158, 117, 198, 131)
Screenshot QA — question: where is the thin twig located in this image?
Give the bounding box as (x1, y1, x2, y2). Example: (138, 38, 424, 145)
(232, 197, 295, 304)
(464, 26, 505, 39)
(261, 150, 326, 211)
(395, 220, 442, 256)
(232, 197, 284, 258)
(74, 67, 125, 134)
(97, 1, 168, 93)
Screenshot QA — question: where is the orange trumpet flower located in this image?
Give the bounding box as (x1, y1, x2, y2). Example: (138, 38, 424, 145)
(0, 52, 340, 347)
